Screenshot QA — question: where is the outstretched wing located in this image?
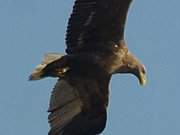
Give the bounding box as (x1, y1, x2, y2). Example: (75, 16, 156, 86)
(66, 0, 132, 54)
(48, 79, 107, 135)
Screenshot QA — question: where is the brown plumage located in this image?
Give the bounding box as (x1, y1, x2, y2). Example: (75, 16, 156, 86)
(29, 0, 147, 135)
(66, 0, 132, 54)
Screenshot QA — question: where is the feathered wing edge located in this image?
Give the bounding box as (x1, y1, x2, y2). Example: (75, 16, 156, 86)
(48, 79, 107, 135)
(48, 79, 82, 135)
(66, 0, 133, 54)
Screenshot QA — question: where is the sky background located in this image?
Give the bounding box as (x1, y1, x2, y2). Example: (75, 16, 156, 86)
(0, 0, 180, 135)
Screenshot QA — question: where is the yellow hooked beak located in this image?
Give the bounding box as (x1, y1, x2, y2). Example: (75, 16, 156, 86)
(139, 72, 147, 86)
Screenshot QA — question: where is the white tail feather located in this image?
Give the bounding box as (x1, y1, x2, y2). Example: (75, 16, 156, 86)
(29, 53, 64, 80)
(42, 53, 63, 64)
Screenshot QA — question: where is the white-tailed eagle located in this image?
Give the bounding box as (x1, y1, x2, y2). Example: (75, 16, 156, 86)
(29, 0, 146, 134)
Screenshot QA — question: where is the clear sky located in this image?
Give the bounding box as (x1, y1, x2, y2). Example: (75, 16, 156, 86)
(0, 0, 180, 135)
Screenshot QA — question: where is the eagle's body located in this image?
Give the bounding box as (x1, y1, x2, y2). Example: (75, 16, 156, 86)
(30, 0, 147, 134)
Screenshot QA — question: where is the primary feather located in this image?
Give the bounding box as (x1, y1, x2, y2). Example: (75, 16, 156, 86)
(66, 0, 132, 54)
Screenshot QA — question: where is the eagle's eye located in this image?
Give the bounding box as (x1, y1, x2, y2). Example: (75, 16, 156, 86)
(113, 44, 119, 52)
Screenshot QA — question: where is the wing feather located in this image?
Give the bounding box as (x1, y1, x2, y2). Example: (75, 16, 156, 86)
(66, 0, 133, 54)
(48, 78, 107, 135)
(48, 80, 82, 135)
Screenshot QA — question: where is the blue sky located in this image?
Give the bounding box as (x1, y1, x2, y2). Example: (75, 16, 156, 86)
(0, 0, 180, 135)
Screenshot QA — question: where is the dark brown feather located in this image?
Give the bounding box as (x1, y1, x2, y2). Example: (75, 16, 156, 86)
(66, 0, 132, 54)
(48, 80, 82, 135)
(48, 75, 110, 135)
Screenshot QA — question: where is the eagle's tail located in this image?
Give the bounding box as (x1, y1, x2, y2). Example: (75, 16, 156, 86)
(29, 53, 64, 80)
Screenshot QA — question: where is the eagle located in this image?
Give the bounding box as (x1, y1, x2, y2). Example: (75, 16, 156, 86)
(29, 0, 147, 135)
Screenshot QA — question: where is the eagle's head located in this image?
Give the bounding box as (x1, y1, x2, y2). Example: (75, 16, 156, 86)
(109, 40, 147, 86)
